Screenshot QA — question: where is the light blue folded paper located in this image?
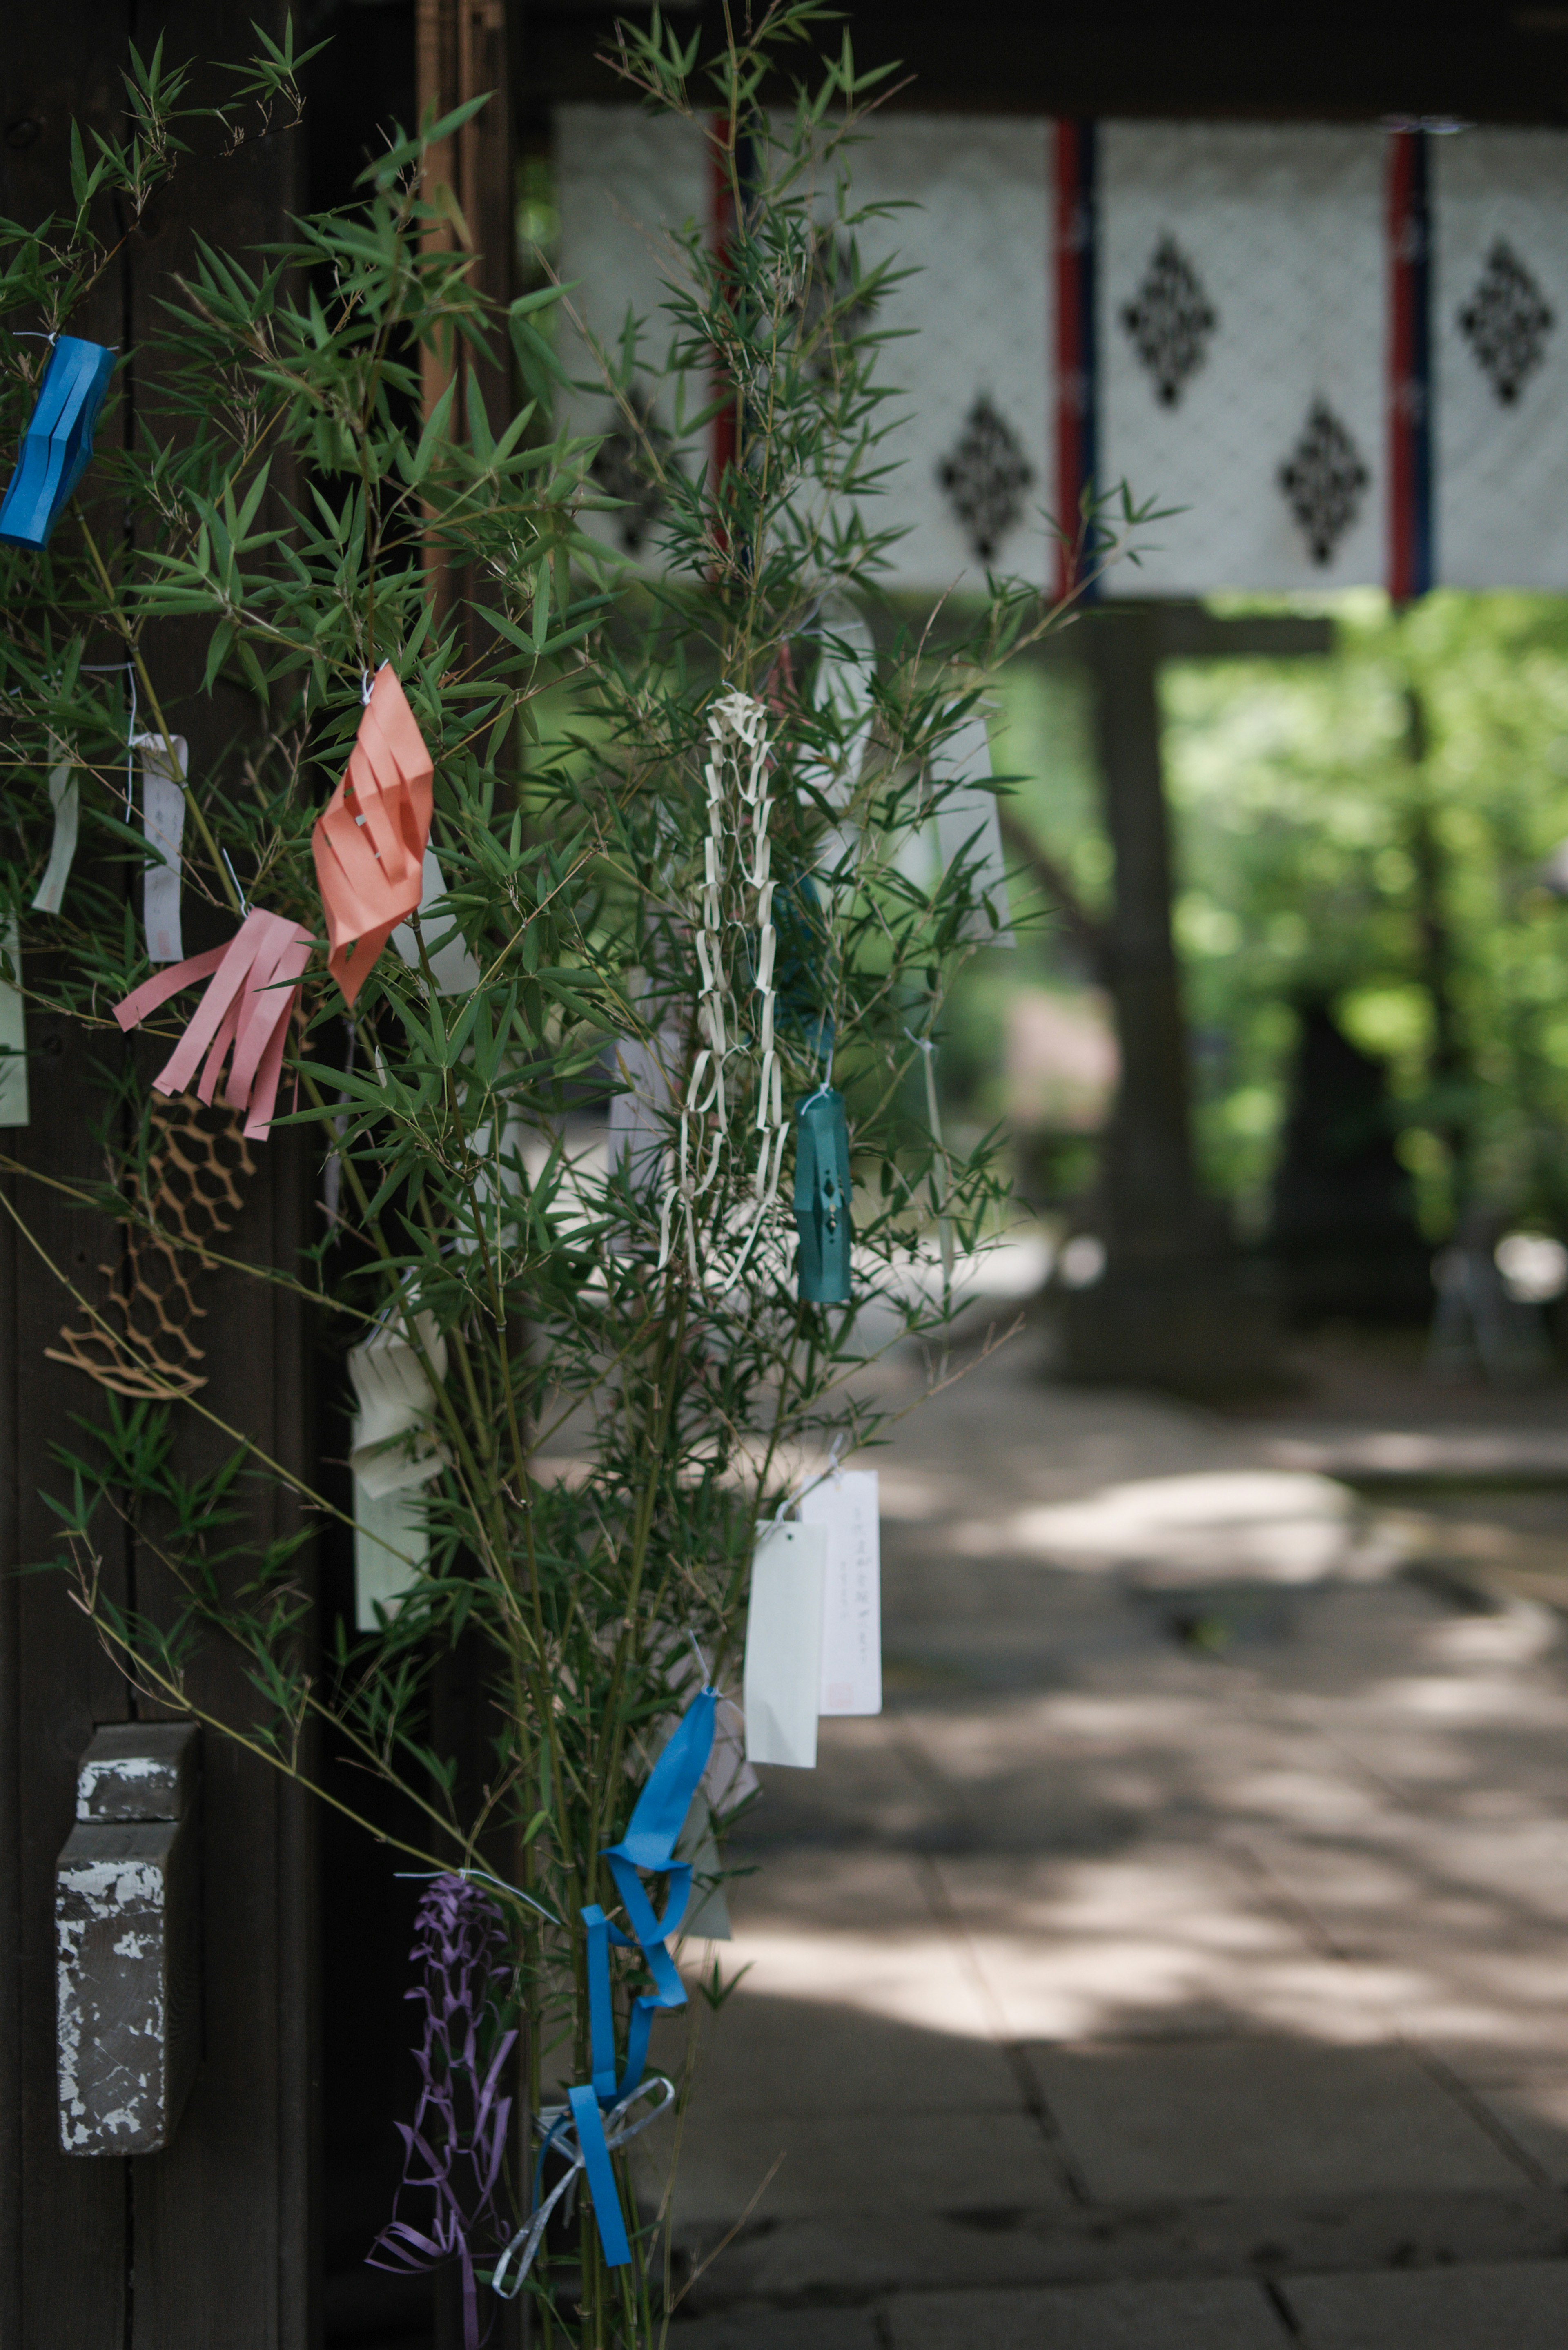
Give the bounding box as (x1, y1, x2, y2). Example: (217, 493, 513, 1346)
(0, 336, 116, 550)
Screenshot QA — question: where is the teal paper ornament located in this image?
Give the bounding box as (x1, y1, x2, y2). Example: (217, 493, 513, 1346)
(793, 1086, 852, 1304)
(0, 336, 116, 551)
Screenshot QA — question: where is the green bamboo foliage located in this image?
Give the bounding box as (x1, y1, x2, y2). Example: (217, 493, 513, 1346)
(0, 14, 1138, 2341)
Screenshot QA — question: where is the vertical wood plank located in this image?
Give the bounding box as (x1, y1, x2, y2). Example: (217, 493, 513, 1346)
(116, 13, 318, 2342)
(0, 9, 137, 2344)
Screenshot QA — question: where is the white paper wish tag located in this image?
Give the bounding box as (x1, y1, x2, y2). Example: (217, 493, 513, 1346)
(800, 1468, 882, 1717)
(132, 731, 188, 964)
(742, 1520, 826, 1768)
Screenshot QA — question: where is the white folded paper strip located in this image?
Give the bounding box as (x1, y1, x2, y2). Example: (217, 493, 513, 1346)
(392, 849, 483, 995)
(799, 1469, 882, 1717)
(0, 915, 28, 1130)
(31, 748, 78, 917)
(743, 1520, 827, 1768)
(132, 731, 188, 965)
(347, 1311, 448, 1629)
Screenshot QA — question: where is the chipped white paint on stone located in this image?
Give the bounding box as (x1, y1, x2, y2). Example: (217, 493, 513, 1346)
(56, 1731, 201, 2154)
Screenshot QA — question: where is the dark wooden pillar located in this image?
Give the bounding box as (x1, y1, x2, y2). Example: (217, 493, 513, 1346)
(1085, 606, 1205, 1268)
(0, 9, 317, 2346)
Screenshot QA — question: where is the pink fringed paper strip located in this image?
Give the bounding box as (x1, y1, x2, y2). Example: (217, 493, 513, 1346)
(114, 907, 313, 1141)
(312, 666, 434, 1007)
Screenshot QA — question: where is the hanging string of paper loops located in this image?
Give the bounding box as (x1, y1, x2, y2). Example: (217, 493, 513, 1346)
(658, 688, 785, 1286)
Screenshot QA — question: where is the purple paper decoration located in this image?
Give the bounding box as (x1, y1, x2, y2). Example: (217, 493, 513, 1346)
(368, 1875, 518, 2350)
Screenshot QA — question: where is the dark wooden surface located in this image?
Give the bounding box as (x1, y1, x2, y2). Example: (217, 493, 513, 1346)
(0, 6, 319, 2344)
(523, 0, 1568, 125)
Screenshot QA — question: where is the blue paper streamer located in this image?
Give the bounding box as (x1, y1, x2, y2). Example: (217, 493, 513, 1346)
(568, 1685, 717, 2268)
(0, 337, 115, 550)
(794, 1087, 853, 1304)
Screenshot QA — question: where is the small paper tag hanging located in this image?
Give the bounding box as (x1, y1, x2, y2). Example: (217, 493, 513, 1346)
(743, 1519, 827, 1768)
(391, 847, 482, 994)
(0, 914, 29, 1130)
(132, 731, 188, 964)
(931, 710, 1014, 948)
(347, 1311, 447, 1629)
(794, 1088, 853, 1304)
(353, 1482, 430, 1630)
(800, 1467, 882, 1717)
(31, 746, 78, 916)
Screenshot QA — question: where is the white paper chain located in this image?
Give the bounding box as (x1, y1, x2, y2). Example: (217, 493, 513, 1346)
(659, 689, 785, 1286)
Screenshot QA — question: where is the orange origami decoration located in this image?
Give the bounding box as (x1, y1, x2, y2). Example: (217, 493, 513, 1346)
(312, 664, 434, 1006)
(114, 907, 313, 1142)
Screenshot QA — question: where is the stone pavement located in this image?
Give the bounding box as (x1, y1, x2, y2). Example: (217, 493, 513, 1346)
(656, 1328, 1568, 2346)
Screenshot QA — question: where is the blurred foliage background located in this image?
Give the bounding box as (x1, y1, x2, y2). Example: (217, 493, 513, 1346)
(941, 591, 1568, 1253)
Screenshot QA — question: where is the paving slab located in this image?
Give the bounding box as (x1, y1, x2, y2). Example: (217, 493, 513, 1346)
(1281, 2257, 1568, 2348)
(688, 1990, 1022, 2118)
(663, 2104, 1071, 2227)
(1471, 2074, 1568, 2186)
(668, 2308, 880, 2350)
(1025, 2039, 1532, 2201)
(885, 2278, 1289, 2349)
(677, 2188, 1568, 2309)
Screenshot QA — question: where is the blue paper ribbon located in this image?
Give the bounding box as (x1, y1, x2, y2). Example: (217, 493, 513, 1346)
(497, 1685, 717, 2285)
(0, 337, 116, 550)
(794, 1086, 853, 1304)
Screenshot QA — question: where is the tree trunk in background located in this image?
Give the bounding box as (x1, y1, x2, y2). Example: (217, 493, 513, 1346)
(1061, 604, 1331, 1392)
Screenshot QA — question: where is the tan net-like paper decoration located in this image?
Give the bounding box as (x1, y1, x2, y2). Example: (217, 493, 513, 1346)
(47, 1094, 255, 1397)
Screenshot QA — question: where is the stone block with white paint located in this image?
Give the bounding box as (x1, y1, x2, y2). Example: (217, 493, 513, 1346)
(56, 1721, 200, 2154)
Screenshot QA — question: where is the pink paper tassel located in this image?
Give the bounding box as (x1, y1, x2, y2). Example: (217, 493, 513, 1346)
(114, 908, 313, 1141)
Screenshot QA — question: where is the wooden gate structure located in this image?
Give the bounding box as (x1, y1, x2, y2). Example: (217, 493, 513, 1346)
(0, 2, 1559, 2343)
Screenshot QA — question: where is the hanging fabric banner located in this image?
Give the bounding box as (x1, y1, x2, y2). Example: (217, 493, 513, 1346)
(390, 847, 481, 994)
(312, 667, 434, 1007)
(112, 906, 312, 1141)
(0, 914, 29, 1129)
(0, 335, 116, 551)
(931, 710, 1014, 948)
(132, 729, 188, 964)
(799, 1467, 882, 1718)
(31, 743, 78, 916)
(845, 115, 1056, 591)
(1432, 129, 1568, 589)
(347, 1311, 448, 1629)
(554, 107, 1568, 591)
(793, 1086, 853, 1304)
(742, 1518, 827, 1767)
(1098, 123, 1387, 593)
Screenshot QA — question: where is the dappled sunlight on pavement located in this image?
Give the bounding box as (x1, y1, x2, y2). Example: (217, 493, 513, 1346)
(664, 1331, 1568, 2346)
